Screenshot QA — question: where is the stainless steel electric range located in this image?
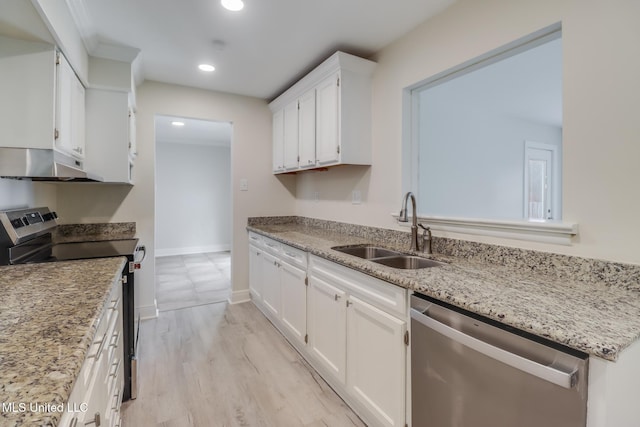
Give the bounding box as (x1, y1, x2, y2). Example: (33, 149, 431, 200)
(0, 206, 144, 401)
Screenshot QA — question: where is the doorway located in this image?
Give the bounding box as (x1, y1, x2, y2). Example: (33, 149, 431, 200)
(154, 115, 232, 311)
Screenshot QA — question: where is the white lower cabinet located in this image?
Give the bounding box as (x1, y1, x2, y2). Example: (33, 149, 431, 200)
(280, 261, 307, 346)
(249, 244, 263, 300)
(308, 275, 347, 384)
(60, 273, 124, 427)
(262, 250, 282, 318)
(347, 296, 406, 427)
(249, 233, 308, 350)
(248, 232, 408, 427)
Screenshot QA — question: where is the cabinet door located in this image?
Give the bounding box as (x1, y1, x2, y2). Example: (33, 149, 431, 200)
(347, 296, 406, 427)
(55, 53, 85, 159)
(280, 261, 307, 346)
(249, 245, 262, 301)
(298, 89, 316, 169)
(261, 251, 281, 318)
(272, 109, 284, 173)
(315, 72, 340, 165)
(308, 274, 346, 384)
(282, 100, 299, 170)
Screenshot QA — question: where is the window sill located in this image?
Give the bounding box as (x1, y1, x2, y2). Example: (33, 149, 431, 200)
(392, 214, 578, 246)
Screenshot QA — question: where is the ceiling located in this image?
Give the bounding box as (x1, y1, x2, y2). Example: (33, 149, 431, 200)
(68, 0, 456, 101)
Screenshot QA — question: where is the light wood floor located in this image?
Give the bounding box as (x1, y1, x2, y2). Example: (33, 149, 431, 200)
(121, 302, 366, 427)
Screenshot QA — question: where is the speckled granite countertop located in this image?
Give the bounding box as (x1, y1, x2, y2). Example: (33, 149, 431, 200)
(0, 257, 126, 427)
(247, 219, 640, 362)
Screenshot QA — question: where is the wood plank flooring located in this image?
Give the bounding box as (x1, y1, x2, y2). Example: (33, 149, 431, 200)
(121, 302, 366, 427)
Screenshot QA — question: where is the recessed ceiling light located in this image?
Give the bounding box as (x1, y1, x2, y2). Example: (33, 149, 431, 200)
(171, 121, 185, 127)
(221, 0, 244, 11)
(198, 64, 216, 72)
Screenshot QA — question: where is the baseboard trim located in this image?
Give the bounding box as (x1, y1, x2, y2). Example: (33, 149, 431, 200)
(229, 289, 250, 305)
(138, 301, 159, 320)
(156, 244, 231, 257)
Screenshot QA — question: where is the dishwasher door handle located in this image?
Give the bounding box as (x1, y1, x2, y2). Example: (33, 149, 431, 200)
(411, 308, 579, 389)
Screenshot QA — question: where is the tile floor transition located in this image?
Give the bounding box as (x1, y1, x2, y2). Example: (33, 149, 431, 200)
(156, 252, 231, 312)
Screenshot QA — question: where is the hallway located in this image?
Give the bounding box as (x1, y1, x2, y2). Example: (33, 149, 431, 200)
(156, 252, 231, 312)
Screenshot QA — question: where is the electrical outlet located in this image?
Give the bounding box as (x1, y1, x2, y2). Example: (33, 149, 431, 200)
(352, 190, 362, 205)
(240, 179, 248, 191)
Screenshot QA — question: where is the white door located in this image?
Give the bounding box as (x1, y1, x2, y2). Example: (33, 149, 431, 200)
(280, 261, 307, 346)
(315, 73, 340, 165)
(283, 100, 299, 170)
(261, 251, 281, 318)
(347, 296, 406, 427)
(524, 141, 557, 220)
(249, 245, 262, 301)
(308, 274, 346, 384)
(298, 89, 316, 169)
(272, 109, 284, 172)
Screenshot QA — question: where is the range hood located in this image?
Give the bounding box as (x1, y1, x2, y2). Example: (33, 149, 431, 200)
(0, 148, 102, 182)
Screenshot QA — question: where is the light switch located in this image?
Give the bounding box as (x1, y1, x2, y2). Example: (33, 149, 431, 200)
(240, 179, 248, 191)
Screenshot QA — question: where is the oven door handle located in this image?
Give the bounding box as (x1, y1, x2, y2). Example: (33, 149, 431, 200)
(134, 245, 146, 264)
(410, 308, 579, 389)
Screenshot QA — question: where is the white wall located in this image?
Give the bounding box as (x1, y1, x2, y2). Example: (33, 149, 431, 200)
(295, 0, 640, 265)
(0, 179, 57, 211)
(155, 142, 231, 256)
(57, 80, 296, 318)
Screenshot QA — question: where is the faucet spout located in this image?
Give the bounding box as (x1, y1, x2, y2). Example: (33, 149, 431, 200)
(399, 192, 420, 251)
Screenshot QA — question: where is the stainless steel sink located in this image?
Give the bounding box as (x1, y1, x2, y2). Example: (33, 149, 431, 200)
(372, 256, 443, 269)
(332, 245, 402, 259)
(331, 245, 443, 270)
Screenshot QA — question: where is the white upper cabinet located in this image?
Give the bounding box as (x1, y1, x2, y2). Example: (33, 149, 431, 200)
(272, 109, 285, 172)
(269, 51, 376, 174)
(55, 52, 85, 160)
(298, 89, 317, 169)
(282, 100, 300, 171)
(84, 89, 133, 183)
(0, 36, 85, 167)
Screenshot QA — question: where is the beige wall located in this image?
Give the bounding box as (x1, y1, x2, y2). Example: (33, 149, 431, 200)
(296, 0, 640, 265)
(57, 81, 296, 317)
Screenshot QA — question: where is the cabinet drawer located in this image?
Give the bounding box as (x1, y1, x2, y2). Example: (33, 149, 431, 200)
(262, 237, 281, 254)
(279, 243, 308, 269)
(248, 232, 263, 247)
(310, 255, 407, 319)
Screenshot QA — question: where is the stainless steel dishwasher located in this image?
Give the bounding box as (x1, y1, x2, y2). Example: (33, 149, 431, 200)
(410, 294, 588, 427)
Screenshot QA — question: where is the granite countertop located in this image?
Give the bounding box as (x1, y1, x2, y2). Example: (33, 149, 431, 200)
(0, 257, 126, 427)
(247, 222, 640, 362)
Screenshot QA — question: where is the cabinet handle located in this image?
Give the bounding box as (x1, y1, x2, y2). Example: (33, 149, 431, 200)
(266, 242, 277, 248)
(110, 296, 121, 310)
(110, 358, 122, 377)
(284, 251, 297, 258)
(84, 412, 101, 426)
(308, 160, 313, 164)
(346, 300, 352, 307)
(89, 333, 107, 361)
(70, 417, 78, 427)
(334, 294, 341, 301)
(109, 331, 120, 348)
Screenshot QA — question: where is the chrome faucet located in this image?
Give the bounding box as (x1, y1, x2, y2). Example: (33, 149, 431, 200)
(399, 192, 420, 251)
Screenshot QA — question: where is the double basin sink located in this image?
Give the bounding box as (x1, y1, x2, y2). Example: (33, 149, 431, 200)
(331, 245, 443, 270)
